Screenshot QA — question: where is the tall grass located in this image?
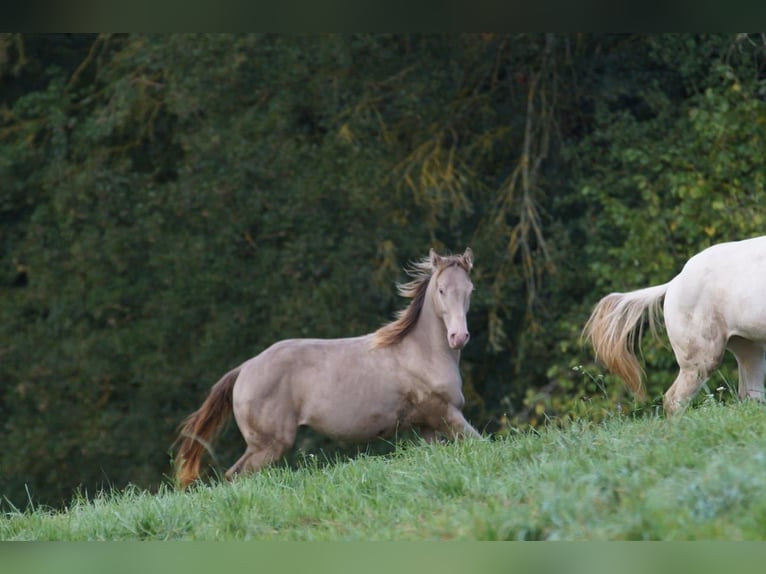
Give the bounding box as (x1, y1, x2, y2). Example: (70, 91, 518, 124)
(4, 400, 766, 540)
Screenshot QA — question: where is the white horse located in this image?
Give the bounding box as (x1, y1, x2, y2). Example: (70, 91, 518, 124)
(583, 236, 766, 414)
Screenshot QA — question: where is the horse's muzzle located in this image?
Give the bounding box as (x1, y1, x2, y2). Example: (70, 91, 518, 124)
(449, 331, 470, 350)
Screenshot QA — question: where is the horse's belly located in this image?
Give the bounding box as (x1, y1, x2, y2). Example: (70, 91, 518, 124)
(708, 289, 766, 341)
(301, 404, 400, 442)
(728, 313, 766, 342)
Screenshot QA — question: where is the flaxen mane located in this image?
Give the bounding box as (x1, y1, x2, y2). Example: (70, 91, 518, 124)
(372, 252, 471, 348)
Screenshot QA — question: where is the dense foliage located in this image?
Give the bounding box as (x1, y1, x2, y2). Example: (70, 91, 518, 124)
(2, 33, 766, 508)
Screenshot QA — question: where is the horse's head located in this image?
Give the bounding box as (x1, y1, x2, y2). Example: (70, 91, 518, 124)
(430, 247, 474, 350)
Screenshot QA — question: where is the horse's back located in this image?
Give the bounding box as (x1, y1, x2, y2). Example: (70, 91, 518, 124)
(674, 236, 766, 287)
(235, 335, 377, 394)
(666, 236, 766, 340)
(232, 334, 413, 440)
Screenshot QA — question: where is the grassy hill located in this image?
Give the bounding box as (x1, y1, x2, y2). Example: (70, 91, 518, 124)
(3, 400, 766, 541)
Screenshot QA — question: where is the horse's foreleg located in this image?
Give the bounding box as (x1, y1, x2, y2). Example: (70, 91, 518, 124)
(727, 336, 766, 402)
(440, 405, 482, 439)
(417, 427, 439, 443)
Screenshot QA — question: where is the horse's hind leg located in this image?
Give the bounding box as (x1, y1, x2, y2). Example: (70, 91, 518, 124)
(225, 441, 291, 480)
(225, 424, 297, 480)
(727, 336, 766, 402)
(664, 368, 709, 416)
(663, 327, 726, 416)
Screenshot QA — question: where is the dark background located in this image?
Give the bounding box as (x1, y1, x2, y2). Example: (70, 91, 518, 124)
(2, 33, 765, 508)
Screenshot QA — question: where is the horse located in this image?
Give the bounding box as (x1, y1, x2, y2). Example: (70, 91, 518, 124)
(583, 236, 766, 415)
(175, 247, 481, 487)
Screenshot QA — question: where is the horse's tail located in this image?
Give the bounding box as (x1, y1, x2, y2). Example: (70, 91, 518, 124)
(174, 367, 240, 488)
(582, 283, 669, 400)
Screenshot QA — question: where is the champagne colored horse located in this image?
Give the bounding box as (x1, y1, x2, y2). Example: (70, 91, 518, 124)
(583, 236, 766, 415)
(175, 247, 480, 487)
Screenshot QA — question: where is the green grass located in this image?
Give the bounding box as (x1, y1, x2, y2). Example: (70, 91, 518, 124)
(4, 400, 766, 540)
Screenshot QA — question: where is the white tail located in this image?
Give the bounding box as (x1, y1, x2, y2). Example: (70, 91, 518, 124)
(582, 283, 669, 400)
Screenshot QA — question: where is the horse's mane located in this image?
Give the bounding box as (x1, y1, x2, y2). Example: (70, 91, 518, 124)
(371, 251, 471, 348)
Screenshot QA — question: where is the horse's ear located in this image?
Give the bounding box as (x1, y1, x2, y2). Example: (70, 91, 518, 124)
(429, 248, 442, 268)
(462, 247, 474, 271)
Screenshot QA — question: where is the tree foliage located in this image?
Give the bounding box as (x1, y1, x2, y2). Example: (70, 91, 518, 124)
(2, 33, 765, 508)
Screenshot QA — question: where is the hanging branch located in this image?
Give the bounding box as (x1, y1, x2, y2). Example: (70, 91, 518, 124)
(0, 33, 26, 77)
(488, 33, 559, 348)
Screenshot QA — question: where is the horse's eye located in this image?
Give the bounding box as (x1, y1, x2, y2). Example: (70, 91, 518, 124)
(438, 287, 445, 295)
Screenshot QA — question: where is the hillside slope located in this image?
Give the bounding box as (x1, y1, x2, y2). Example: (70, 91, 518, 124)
(3, 400, 766, 541)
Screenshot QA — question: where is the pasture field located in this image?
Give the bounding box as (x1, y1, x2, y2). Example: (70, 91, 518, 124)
(3, 400, 766, 541)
